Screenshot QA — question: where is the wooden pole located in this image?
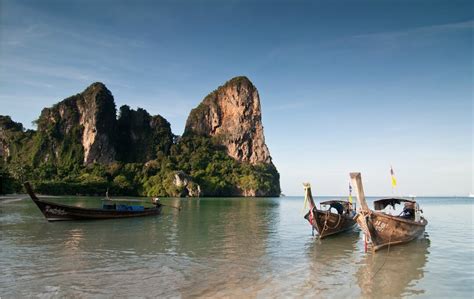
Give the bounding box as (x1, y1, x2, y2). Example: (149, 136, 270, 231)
(350, 172, 370, 212)
(303, 183, 316, 210)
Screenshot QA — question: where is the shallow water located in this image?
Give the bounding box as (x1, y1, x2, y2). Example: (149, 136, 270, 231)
(0, 196, 473, 298)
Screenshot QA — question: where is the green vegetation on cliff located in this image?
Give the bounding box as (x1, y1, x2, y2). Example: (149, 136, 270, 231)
(0, 79, 281, 197)
(1, 132, 279, 197)
(116, 105, 173, 162)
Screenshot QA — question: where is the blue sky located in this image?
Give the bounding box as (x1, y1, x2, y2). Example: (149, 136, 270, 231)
(1, 0, 472, 196)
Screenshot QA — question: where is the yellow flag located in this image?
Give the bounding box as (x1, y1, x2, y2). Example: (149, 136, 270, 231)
(390, 166, 397, 187)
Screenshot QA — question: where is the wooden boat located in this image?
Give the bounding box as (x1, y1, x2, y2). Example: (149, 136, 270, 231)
(350, 172, 428, 251)
(303, 183, 357, 238)
(24, 182, 162, 221)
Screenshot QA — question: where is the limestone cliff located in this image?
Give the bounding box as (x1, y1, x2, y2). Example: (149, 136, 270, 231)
(2, 78, 281, 197)
(35, 82, 117, 165)
(78, 83, 118, 164)
(184, 76, 272, 165)
(0, 116, 25, 162)
(116, 105, 174, 162)
(172, 171, 201, 197)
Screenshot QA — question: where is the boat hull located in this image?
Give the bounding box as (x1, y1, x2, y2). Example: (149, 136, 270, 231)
(24, 182, 162, 221)
(31, 198, 162, 221)
(306, 210, 357, 239)
(355, 211, 427, 251)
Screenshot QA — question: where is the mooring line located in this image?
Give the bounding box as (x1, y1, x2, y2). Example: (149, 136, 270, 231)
(370, 233, 392, 279)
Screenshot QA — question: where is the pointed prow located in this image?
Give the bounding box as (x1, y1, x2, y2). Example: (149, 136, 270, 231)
(23, 182, 40, 201)
(303, 182, 316, 209)
(303, 182, 311, 194)
(349, 172, 369, 212)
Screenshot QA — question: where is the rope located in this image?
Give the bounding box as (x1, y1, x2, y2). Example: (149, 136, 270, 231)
(325, 211, 343, 229)
(319, 210, 342, 238)
(370, 232, 392, 279)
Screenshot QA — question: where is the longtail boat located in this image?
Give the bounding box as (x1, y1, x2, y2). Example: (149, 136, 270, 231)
(24, 182, 162, 221)
(303, 183, 357, 238)
(349, 172, 428, 251)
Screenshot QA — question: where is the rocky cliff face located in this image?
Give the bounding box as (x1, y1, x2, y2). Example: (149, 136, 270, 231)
(78, 83, 118, 164)
(2, 77, 280, 197)
(0, 116, 24, 162)
(36, 82, 117, 165)
(116, 105, 174, 162)
(32, 83, 175, 166)
(173, 171, 202, 197)
(184, 76, 272, 165)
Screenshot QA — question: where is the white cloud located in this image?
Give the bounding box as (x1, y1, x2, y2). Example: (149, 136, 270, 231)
(352, 20, 474, 40)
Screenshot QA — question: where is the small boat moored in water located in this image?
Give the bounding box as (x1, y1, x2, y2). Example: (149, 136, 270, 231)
(349, 172, 428, 251)
(24, 182, 162, 221)
(303, 183, 357, 239)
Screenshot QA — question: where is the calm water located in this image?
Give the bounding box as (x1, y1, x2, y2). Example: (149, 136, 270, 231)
(1, 196, 473, 298)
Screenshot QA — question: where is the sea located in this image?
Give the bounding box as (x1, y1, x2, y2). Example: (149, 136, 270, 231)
(0, 195, 473, 298)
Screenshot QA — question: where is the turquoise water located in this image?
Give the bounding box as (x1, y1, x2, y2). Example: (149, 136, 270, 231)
(0, 196, 473, 298)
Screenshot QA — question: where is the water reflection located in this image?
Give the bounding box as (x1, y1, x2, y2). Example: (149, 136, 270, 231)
(3, 196, 471, 298)
(174, 198, 280, 297)
(63, 228, 84, 251)
(356, 236, 430, 298)
(304, 231, 360, 296)
(307, 230, 360, 259)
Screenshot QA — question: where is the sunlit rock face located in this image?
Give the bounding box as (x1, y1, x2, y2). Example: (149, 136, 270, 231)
(1, 77, 280, 197)
(77, 83, 117, 164)
(36, 82, 117, 165)
(184, 76, 272, 165)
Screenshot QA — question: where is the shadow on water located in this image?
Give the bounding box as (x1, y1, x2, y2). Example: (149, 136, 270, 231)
(355, 234, 431, 298)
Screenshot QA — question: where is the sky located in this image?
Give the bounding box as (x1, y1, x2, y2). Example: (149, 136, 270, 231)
(0, 0, 472, 196)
